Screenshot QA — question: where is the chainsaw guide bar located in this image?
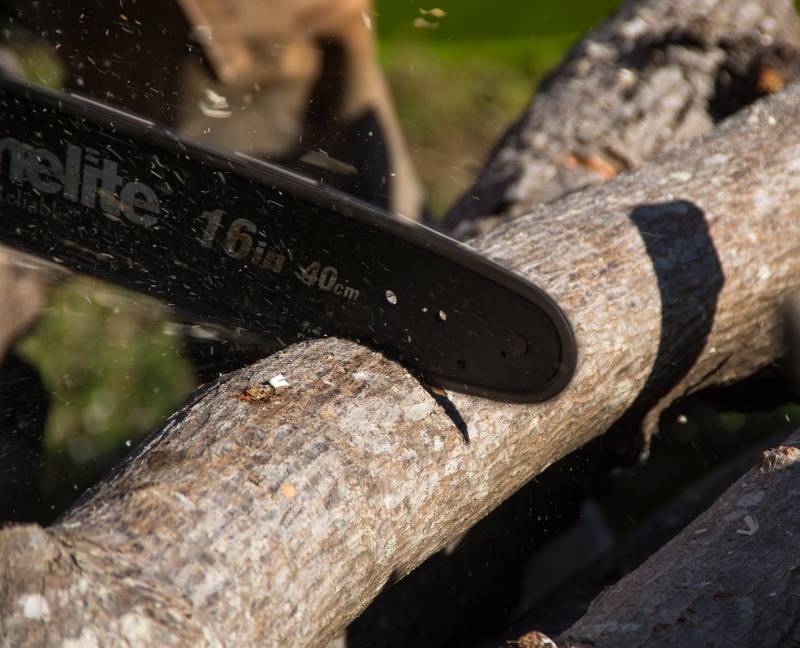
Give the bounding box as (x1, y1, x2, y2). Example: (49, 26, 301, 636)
(0, 74, 576, 402)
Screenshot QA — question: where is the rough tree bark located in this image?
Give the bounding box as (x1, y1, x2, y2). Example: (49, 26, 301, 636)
(508, 429, 800, 647)
(3, 60, 800, 646)
(500, 425, 794, 641)
(444, 0, 800, 238)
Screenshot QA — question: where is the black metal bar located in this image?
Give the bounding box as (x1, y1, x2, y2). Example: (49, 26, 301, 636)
(0, 74, 576, 402)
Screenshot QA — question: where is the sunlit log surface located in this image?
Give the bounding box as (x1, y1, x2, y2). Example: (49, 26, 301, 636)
(508, 429, 800, 648)
(4, 61, 800, 645)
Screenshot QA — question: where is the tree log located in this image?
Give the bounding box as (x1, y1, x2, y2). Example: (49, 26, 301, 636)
(444, 0, 800, 238)
(502, 427, 793, 640)
(3, 48, 800, 644)
(348, 1, 800, 642)
(506, 429, 800, 648)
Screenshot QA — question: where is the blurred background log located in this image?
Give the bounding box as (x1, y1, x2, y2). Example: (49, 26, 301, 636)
(509, 428, 800, 648)
(444, 0, 800, 238)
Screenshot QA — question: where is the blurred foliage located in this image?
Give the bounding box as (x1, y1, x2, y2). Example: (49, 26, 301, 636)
(0, 22, 66, 88)
(376, 1, 620, 40)
(15, 43, 64, 89)
(17, 280, 195, 517)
